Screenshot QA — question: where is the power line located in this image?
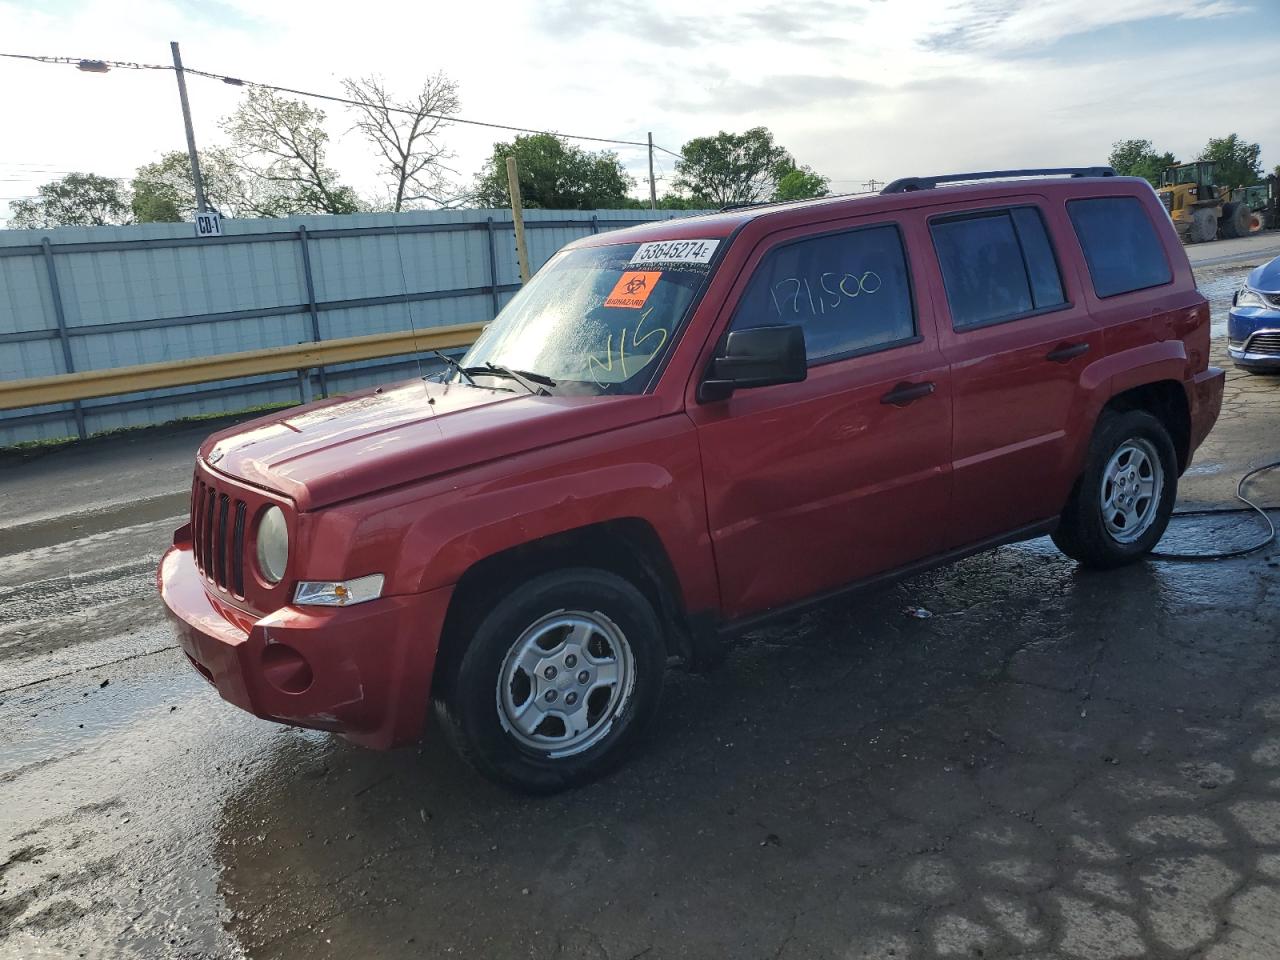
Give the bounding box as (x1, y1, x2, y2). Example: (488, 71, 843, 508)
(0, 50, 687, 158)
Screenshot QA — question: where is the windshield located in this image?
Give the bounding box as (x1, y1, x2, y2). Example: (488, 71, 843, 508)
(456, 239, 719, 395)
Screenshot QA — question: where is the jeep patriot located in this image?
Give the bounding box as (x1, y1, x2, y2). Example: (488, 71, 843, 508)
(158, 167, 1225, 791)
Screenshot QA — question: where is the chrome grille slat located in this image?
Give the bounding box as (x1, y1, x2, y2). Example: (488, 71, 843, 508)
(1244, 332, 1280, 357)
(203, 487, 216, 577)
(214, 494, 230, 589)
(190, 463, 280, 601)
(231, 501, 247, 597)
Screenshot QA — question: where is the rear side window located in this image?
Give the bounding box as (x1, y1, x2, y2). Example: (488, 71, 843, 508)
(729, 224, 916, 364)
(930, 206, 1066, 330)
(1068, 196, 1172, 298)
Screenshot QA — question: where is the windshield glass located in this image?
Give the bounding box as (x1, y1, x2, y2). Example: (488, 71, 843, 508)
(456, 239, 719, 395)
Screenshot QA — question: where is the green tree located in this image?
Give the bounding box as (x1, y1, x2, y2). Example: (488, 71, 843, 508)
(1197, 134, 1263, 190)
(657, 193, 708, 210)
(1107, 139, 1176, 186)
(132, 149, 315, 221)
(773, 164, 830, 201)
(473, 134, 635, 209)
(222, 87, 362, 215)
(9, 173, 132, 228)
(673, 127, 810, 207)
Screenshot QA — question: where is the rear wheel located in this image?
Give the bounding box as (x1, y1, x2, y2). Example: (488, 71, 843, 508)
(1219, 203, 1239, 239)
(1231, 202, 1253, 238)
(1188, 208, 1218, 243)
(435, 568, 665, 793)
(1052, 410, 1177, 568)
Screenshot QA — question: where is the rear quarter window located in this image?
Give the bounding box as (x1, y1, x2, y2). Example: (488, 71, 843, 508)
(1068, 196, 1172, 298)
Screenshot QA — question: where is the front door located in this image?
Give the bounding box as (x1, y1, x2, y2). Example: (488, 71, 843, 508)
(687, 219, 952, 621)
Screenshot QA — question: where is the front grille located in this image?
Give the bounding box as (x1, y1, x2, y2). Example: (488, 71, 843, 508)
(1244, 332, 1280, 357)
(192, 477, 248, 597)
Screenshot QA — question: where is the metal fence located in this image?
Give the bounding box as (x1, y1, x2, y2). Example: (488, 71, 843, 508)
(0, 207, 707, 446)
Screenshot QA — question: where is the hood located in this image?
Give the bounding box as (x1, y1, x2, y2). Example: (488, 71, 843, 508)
(1247, 256, 1280, 295)
(201, 379, 664, 510)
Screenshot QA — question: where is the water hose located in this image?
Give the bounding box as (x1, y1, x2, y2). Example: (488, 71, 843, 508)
(1152, 458, 1279, 561)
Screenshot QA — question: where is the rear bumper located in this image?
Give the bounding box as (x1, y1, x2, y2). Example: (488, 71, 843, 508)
(158, 540, 452, 749)
(1186, 365, 1226, 455)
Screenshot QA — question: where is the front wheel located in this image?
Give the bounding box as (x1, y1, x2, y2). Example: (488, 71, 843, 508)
(435, 568, 665, 793)
(1188, 208, 1218, 243)
(1052, 409, 1177, 568)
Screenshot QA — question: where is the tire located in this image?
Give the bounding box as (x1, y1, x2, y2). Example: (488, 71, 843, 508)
(1051, 409, 1178, 569)
(434, 568, 665, 793)
(1219, 202, 1251, 239)
(1231, 202, 1253, 237)
(1219, 203, 1239, 239)
(1188, 208, 1218, 243)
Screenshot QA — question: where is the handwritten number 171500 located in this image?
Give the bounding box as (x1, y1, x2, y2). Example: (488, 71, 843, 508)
(770, 271, 882, 318)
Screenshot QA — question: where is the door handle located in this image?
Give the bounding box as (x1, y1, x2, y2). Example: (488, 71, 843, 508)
(1045, 342, 1090, 363)
(880, 381, 935, 407)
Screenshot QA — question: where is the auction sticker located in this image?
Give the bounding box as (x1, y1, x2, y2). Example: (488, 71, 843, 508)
(629, 239, 719, 266)
(605, 271, 661, 309)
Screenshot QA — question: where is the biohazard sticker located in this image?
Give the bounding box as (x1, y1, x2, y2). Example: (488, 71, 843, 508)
(604, 271, 661, 309)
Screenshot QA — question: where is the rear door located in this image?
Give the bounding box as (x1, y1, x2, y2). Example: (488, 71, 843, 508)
(687, 217, 952, 620)
(923, 198, 1103, 549)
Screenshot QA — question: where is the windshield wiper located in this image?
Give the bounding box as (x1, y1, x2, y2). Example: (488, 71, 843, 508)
(429, 349, 478, 387)
(462, 363, 557, 396)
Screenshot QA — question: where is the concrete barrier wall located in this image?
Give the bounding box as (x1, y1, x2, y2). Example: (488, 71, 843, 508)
(0, 207, 707, 446)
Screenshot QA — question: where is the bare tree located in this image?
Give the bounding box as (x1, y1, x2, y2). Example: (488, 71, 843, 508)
(342, 72, 461, 210)
(221, 87, 361, 215)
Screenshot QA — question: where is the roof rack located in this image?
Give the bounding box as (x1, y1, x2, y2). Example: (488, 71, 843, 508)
(880, 167, 1117, 194)
(717, 192, 856, 213)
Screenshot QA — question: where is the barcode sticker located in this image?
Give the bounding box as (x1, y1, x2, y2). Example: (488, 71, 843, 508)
(629, 239, 719, 266)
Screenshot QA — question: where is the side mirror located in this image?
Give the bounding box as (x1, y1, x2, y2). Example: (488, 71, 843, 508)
(698, 324, 807, 403)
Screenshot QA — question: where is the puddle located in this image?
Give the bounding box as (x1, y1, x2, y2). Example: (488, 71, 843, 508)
(1198, 267, 1249, 339)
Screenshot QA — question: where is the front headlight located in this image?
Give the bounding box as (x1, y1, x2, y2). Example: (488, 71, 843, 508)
(1236, 288, 1267, 309)
(256, 506, 289, 584)
(294, 574, 385, 607)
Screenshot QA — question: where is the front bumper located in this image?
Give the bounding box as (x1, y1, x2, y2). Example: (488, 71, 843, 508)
(1227, 308, 1280, 370)
(158, 538, 453, 749)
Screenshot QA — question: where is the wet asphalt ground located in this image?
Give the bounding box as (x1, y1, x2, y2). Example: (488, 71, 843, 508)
(3, 238, 1280, 960)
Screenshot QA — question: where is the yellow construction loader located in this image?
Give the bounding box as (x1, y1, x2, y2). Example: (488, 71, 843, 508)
(1156, 161, 1253, 243)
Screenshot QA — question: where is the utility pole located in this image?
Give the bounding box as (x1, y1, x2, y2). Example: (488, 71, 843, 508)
(506, 156, 531, 284)
(648, 132, 657, 210)
(170, 41, 207, 213)
(863, 178, 883, 193)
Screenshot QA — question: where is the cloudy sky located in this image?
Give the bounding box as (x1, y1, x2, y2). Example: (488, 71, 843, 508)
(1, 0, 1277, 225)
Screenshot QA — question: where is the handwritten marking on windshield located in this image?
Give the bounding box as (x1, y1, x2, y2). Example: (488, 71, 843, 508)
(588, 308, 670, 388)
(770, 271, 882, 317)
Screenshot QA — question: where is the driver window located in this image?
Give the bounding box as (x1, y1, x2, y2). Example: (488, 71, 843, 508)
(728, 223, 917, 364)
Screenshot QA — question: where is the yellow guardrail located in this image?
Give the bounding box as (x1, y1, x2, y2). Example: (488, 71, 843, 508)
(0, 322, 485, 411)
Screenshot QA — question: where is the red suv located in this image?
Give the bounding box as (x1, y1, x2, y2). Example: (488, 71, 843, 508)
(159, 168, 1224, 791)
